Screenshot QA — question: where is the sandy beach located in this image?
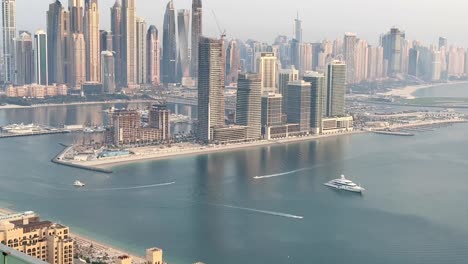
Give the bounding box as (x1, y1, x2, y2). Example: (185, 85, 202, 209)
(382, 81, 468, 99)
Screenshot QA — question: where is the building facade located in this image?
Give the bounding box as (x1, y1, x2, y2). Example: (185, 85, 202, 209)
(236, 73, 262, 140)
(84, 0, 100, 82)
(190, 0, 202, 78)
(286, 80, 311, 132)
(256, 52, 277, 93)
(15, 32, 34, 85)
(177, 9, 190, 82)
(162, 0, 177, 84)
(2, 0, 17, 84)
(121, 0, 137, 86)
(303, 71, 325, 134)
(146, 25, 160, 86)
(136, 17, 147, 84)
(326, 60, 346, 117)
(101, 51, 116, 94)
(34, 30, 48, 85)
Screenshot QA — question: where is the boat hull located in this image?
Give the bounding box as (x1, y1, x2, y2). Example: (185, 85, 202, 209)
(324, 183, 364, 193)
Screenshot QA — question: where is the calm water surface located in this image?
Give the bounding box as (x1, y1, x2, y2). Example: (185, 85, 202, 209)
(0, 102, 468, 263)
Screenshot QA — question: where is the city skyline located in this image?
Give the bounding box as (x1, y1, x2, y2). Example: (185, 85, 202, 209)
(12, 0, 468, 47)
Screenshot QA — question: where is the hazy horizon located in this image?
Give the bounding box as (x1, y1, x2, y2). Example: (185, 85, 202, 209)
(14, 0, 468, 47)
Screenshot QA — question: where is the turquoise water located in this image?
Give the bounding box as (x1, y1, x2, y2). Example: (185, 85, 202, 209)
(413, 82, 468, 98)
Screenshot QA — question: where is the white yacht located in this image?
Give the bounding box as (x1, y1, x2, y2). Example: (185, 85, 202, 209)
(73, 181, 85, 187)
(324, 175, 365, 193)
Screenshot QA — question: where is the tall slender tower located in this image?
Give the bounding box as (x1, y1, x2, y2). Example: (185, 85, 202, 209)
(136, 17, 147, 84)
(15, 32, 34, 85)
(326, 60, 346, 117)
(47, 1, 68, 84)
(111, 0, 122, 85)
(122, 0, 137, 86)
(236, 73, 262, 140)
(197, 37, 225, 143)
(256, 52, 278, 93)
(2, 0, 16, 84)
(225, 40, 240, 85)
(343, 32, 357, 84)
(303, 71, 325, 134)
(70, 33, 86, 88)
(34, 30, 48, 85)
(190, 0, 202, 78)
(69, 0, 83, 33)
(177, 9, 190, 81)
(294, 13, 302, 43)
(101, 51, 116, 93)
(162, 0, 177, 84)
(146, 25, 160, 86)
(84, 0, 100, 82)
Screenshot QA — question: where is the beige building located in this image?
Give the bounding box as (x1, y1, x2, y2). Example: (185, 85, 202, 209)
(6, 84, 68, 98)
(84, 0, 100, 82)
(256, 52, 278, 93)
(71, 33, 86, 89)
(322, 116, 354, 134)
(0, 212, 73, 264)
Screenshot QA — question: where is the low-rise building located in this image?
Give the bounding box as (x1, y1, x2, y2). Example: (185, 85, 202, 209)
(6, 84, 68, 98)
(322, 116, 354, 134)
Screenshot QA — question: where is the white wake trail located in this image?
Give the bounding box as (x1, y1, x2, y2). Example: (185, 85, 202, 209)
(209, 203, 304, 219)
(254, 167, 312, 179)
(84, 182, 176, 191)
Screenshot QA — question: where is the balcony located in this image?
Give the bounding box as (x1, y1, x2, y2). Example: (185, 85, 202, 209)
(0, 244, 48, 264)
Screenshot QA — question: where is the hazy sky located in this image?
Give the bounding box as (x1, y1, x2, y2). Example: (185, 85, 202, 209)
(15, 0, 468, 47)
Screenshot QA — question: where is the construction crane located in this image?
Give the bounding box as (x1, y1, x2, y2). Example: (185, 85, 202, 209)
(211, 10, 226, 39)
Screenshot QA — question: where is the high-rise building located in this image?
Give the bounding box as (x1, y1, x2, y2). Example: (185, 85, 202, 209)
(367, 46, 384, 80)
(100, 30, 113, 52)
(146, 25, 160, 86)
(354, 39, 368, 83)
(70, 33, 86, 88)
(84, 0, 100, 82)
(326, 60, 346, 117)
(408, 48, 419, 77)
(162, 0, 177, 84)
(381, 27, 405, 76)
(294, 13, 302, 43)
(225, 40, 240, 85)
(34, 30, 48, 85)
(177, 9, 190, 81)
(47, 1, 69, 85)
(256, 52, 277, 93)
(14, 32, 34, 85)
(149, 104, 170, 141)
(343, 33, 357, 84)
(0, 212, 74, 264)
(431, 50, 441, 81)
(101, 51, 116, 94)
(439, 37, 447, 50)
(236, 73, 262, 140)
(68, 0, 83, 33)
(197, 37, 225, 143)
(121, 0, 137, 86)
(136, 17, 147, 84)
(190, 0, 202, 78)
(303, 72, 325, 134)
(111, 0, 122, 85)
(261, 93, 283, 127)
(2, 0, 17, 84)
(286, 80, 311, 132)
(278, 66, 299, 110)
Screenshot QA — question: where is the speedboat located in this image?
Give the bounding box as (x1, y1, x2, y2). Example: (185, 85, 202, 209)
(324, 175, 365, 193)
(73, 181, 85, 187)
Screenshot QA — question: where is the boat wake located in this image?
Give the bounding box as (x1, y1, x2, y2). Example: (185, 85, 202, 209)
(254, 167, 312, 179)
(208, 203, 303, 219)
(84, 182, 176, 191)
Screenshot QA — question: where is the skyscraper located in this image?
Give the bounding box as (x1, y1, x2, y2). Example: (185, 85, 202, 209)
(236, 73, 262, 140)
(146, 25, 160, 86)
(69, 0, 83, 33)
(225, 40, 240, 85)
(278, 66, 299, 111)
(34, 30, 48, 85)
(343, 33, 356, 84)
(136, 17, 147, 84)
(439, 37, 447, 50)
(47, 1, 69, 85)
(294, 13, 302, 43)
(162, 0, 177, 84)
(256, 52, 277, 93)
(2, 0, 17, 84)
(326, 61, 346, 117)
(84, 0, 100, 82)
(101, 51, 116, 94)
(191, 0, 202, 78)
(286, 80, 310, 132)
(261, 93, 283, 128)
(354, 39, 368, 83)
(14, 32, 34, 85)
(381, 27, 405, 76)
(122, 0, 137, 86)
(197, 37, 225, 143)
(110, 0, 122, 85)
(70, 33, 86, 88)
(100, 30, 113, 52)
(303, 72, 325, 134)
(177, 9, 190, 82)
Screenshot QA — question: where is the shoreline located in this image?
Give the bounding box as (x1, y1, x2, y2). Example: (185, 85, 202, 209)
(0, 99, 156, 110)
(0, 207, 147, 263)
(381, 80, 468, 99)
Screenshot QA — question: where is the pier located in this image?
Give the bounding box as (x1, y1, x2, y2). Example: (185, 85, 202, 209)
(51, 145, 113, 174)
(374, 131, 415, 136)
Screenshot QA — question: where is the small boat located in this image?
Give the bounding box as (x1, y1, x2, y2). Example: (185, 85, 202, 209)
(73, 180, 85, 187)
(324, 175, 365, 193)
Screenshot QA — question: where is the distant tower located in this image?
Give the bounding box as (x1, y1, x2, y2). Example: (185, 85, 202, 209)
(225, 40, 240, 85)
(191, 0, 202, 78)
(177, 9, 190, 82)
(278, 66, 299, 110)
(286, 80, 311, 132)
(146, 25, 160, 86)
(2, 0, 17, 84)
(101, 51, 116, 94)
(326, 60, 346, 117)
(236, 73, 262, 140)
(100, 30, 113, 52)
(15, 32, 34, 85)
(303, 72, 325, 134)
(70, 33, 86, 88)
(122, 0, 137, 86)
(438, 37, 447, 50)
(343, 32, 357, 84)
(136, 17, 147, 84)
(162, 0, 177, 84)
(69, 0, 83, 33)
(256, 52, 278, 93)
(146, 248, 164, 264)
(261, 93, 283, 128)
(381, 27, 405, 76)
(294, 13, 302, 43)
(111, 1, 122, 86)
(34, 30, 48, 85)
(197, 37, 225, 143)
(47, 1, 69, 85)
(84, 0, 100, 82)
